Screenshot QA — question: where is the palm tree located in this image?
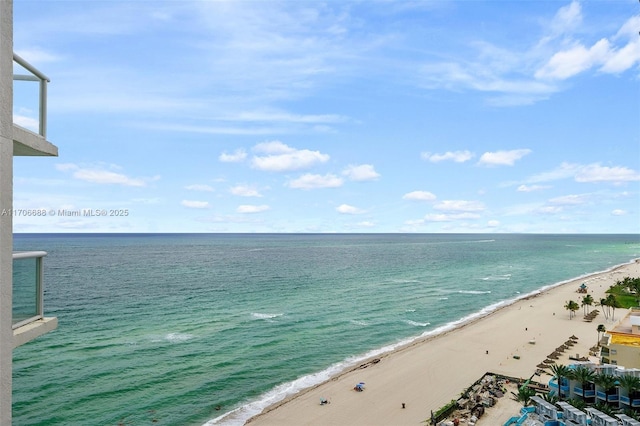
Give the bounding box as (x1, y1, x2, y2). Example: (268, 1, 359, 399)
(542, 392, 558, 405)
(605, 294, 618, 320)
(594, 373, 618, 405)
(597, 324, 606, 347)
(618, 375, 640, 407)
(570, 365, 595, 401)
(550, 364, 571, 400)
(515, 385, 536, 407)
(594, 400, 616, 416)
(567, 397, 586, 410)
(600, 298, 610, 320)
(564, 300, 579, 319)
(630, 277, 640, 306)
(582, 294, 594, 315)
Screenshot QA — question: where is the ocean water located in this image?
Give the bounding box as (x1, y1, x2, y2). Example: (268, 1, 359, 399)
(11, 233, 640, 426)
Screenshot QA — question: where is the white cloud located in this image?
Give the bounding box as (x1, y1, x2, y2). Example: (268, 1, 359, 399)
(537, 14, 640, 80)
(575, 164, 640, 183)
(181, 200, 209, 209)
(230, 185, 262, 197)
(421, 150, 474, 163)
(55, 163, 79, 172)
(526, 162, 640, 185)
(599, 38, 640, 74)
(526, 162, 581, 183)
(535, 39, 612, 80)
(611, 209, 626, 216)
(549, 1, 582, 37)
(13, 114, 39, 132)
(336, 204, 365, 214)
(287, 173, 343, 189)
(218, 110, 348, 124)
(237, 204, 270, 213)
(548, 194, 589, 206)
(487, 220, 500, 228)
(418, 3, 638, 105)
(15, 48, 62, 64)
(219, 149, 247, 163)
(251, 141, 329, 172)
(402, 191, 436, 201)
(185, 184, 214, 192)
(478, 149, 531, 166)
(253, 141, 296, 154)
(517, 184, 549, 192)
(424, 212, 481, 222)
(56, 163, 154, 187)
(342, 164, 380, 181)
(434, 200, 485, 212)
(537, 206, 563, 214)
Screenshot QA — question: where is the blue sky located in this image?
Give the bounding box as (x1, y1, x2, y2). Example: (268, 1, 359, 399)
(11, 0, 640, 233)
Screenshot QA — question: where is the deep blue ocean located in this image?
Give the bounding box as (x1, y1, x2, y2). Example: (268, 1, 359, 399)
(11, 233, 640, 425)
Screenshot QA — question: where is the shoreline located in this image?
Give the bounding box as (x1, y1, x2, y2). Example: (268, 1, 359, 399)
(213, 259, 640, 426)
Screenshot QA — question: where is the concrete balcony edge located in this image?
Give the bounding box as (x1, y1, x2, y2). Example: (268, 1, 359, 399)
(13, 317, 58, 348)
(13, 124, 58, 156)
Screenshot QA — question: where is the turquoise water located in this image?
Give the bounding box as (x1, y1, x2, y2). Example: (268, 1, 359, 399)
(11, 233, 640, 425)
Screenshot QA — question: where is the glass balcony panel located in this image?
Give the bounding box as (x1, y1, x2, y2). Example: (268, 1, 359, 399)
(12, 251, 46, 328)
(13, 53, 48, 138)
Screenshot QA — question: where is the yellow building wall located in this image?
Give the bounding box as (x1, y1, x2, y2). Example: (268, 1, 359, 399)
(607, 332, 640, 368)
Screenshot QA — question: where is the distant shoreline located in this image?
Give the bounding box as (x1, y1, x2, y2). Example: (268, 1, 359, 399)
(237, 258, 640, 426)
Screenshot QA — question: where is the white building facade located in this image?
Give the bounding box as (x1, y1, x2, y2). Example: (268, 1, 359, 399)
(1, 1, 59, 423)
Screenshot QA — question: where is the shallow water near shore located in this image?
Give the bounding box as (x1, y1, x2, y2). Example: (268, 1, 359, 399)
(11, 233, 640, 425)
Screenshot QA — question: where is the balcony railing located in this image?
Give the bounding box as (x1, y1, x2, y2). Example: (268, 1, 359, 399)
(12, 251, 47, 328)
(13, 53, 49, 138)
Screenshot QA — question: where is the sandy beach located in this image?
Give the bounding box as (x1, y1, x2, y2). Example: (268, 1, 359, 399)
(247, 259, 640, 426)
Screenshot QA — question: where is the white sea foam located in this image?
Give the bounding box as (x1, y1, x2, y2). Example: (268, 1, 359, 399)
(481, 274, 512, 281)
(350, 319, 369, 326)
(457, 290, 491, 294)
(150, 332, 194, 343)
(403, 320, 430, 327)
(251, 313, 283, 320)
(165, 332, 194, 343)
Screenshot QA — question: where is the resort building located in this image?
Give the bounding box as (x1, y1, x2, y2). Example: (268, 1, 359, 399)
(1, 1, 59, 424)
(547, 362, 640, 410)
(600, 308, 640, 368)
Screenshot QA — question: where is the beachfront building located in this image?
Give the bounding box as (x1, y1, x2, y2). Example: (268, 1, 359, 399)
(0, 1, 59, 424)
(523, 398, 640, 426)
(600, 309, 640, 368)
(546, 362, 640, 411)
